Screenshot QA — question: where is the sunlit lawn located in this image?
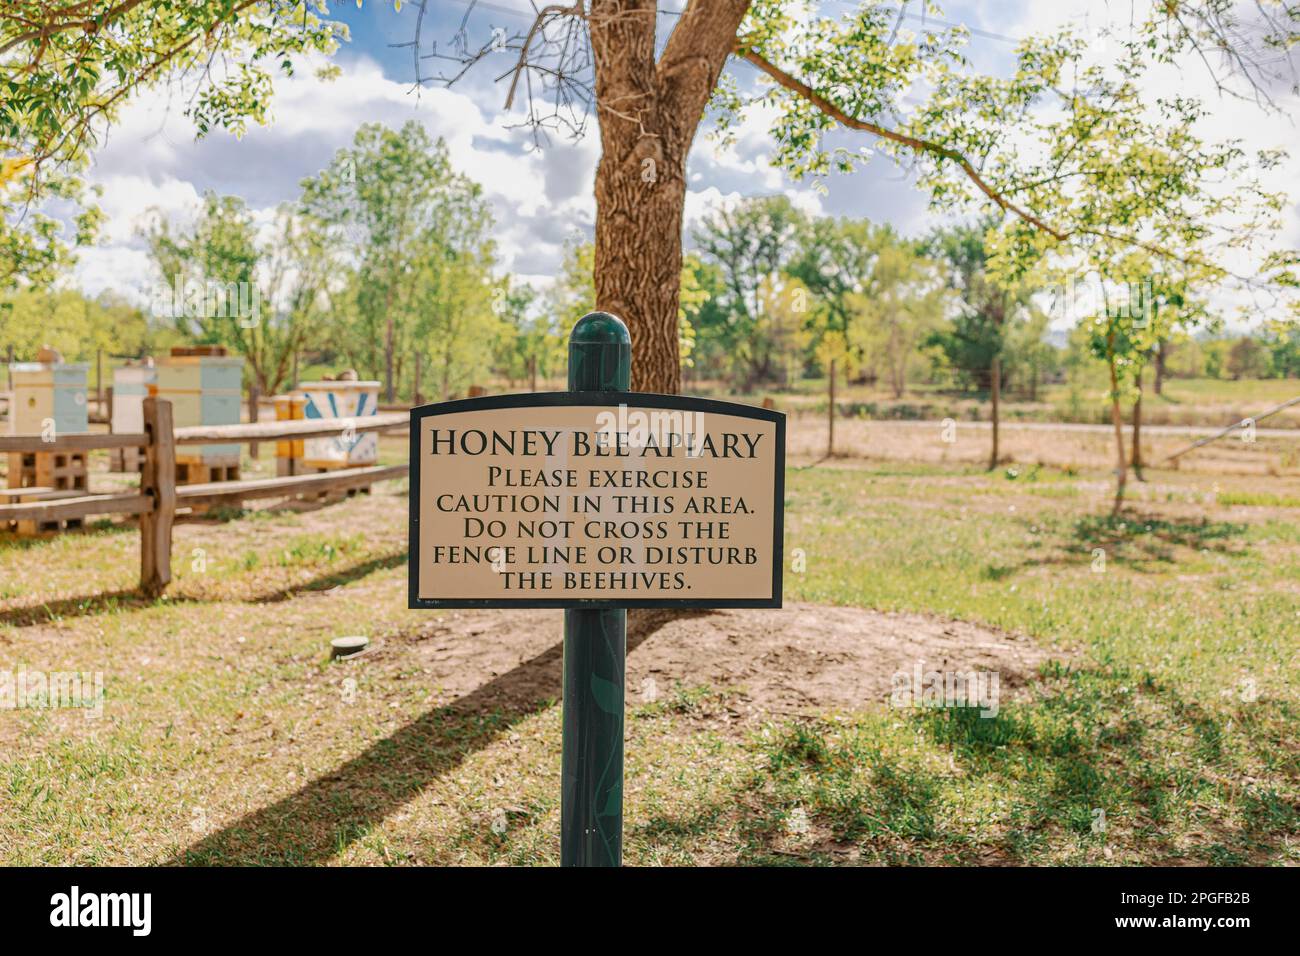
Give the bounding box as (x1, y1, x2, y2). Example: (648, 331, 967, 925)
(0, 459, 1296, 865)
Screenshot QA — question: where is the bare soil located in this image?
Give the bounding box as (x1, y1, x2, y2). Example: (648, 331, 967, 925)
(371, 601, 1060, 720)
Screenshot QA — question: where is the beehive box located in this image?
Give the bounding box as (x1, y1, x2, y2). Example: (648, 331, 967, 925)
(299, 380, 380, 468)
(110, 364, 157, 434)
(6, 362, 89, 437)
(155, 352, 244, 465)
(273, 393, 306, 476)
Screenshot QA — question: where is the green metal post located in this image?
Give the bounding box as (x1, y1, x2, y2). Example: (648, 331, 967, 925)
(562, 311, 631, 867)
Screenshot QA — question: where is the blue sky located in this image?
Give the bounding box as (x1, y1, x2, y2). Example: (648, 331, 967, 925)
(71, 1, 1300, 329)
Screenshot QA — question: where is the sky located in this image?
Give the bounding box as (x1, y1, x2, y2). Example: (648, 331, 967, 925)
(68, 1, 1300, 330)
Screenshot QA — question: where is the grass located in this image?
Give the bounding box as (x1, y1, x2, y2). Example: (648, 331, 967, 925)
(0, 458, 1296, 865)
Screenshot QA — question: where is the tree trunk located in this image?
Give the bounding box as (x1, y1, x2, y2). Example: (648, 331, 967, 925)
(1131, 366, 1145, 482)
(1154, 339, 1166, 396)
(594, 160, 687, 393)
(589, 0, 751, 394)
(988, 354, 1000, 470)
(384, 314, 395, 404)
(1107, 346, 1127, 515)
(827, 358, 835, 458)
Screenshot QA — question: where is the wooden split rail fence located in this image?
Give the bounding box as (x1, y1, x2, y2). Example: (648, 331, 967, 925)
(0, 398, 409, 596)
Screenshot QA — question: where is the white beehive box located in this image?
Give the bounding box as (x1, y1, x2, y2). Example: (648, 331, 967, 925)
(299, 380, 380, 468)
(6, 362, 89, 437)
(110, 364, 157, 434)
(155, 353, 244, 465)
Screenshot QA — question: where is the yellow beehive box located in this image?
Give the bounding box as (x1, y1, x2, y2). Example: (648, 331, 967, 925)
(274, 393, 306, 459)
(6, 362, 89, 437)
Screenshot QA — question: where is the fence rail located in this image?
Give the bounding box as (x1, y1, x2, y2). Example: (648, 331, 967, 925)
(2, 398, 409, 595)
(173, 411, 408, 445)
(0, 432, 148, 453)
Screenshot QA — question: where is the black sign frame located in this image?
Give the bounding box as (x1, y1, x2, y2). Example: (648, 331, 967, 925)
(408, 391, 785, 610)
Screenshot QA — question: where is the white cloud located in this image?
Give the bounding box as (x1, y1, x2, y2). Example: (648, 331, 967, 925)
(71, 53, 600, 301)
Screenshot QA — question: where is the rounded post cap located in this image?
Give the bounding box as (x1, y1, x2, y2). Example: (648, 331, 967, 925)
(570, 311, 630, 346)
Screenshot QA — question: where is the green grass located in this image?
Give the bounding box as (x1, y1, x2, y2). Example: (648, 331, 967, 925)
(747, 465, 1300, 864)
(0, 462, 1296, 865)
(1217, 490, 1300, 508)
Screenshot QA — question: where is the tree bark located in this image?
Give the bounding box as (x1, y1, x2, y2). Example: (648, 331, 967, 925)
(1154, 338, 1166, 396)
(827, 358, 835, 458)
(1131, 365, 1145, 481)
(987, 294, 1005, 471)
(384, 314, 395, 404)
(988, 353, 1000, 470)
(1107, 342, 1127, 515)
(589, 0, 751, 394)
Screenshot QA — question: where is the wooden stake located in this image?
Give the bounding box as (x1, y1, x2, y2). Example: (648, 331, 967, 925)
(248, 382, 260, 459)
(140, 398, 176, 597)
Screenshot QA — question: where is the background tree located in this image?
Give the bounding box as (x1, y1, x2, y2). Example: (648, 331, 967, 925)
(757, 275, 814, 389)
(492, 280, 561, 391)
(300, 121, 494, 402)
(0, 287, 150, 360)
(787, 217, 889, 382)
(1227, 336, 1274, 380)
(692, 195, 808, 388)
(411, 236, 500, 400)
(144, 194, 330, 395)
(844, 234, 949, 399)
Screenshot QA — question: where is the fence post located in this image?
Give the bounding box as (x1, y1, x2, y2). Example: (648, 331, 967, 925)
(140, 397, 176, 597)
(248, 382, 260, 459)
(561, 311, 631, 867)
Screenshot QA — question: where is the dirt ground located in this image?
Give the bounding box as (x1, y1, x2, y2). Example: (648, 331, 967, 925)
(787, 413, 1300, 475)
(372, 602, 1059, 720)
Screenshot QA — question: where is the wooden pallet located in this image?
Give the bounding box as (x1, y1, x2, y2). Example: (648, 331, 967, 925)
(0, 486, 85, 535)
(176, 461, 241, 514)
(176, 461, 240, 484)
(303, 464, 372, 502)
(6, 451, 89, 492)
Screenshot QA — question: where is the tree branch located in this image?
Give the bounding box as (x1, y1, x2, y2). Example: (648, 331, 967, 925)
(0, 0, 151, 56)
(656, 0, 751, 116)
(736, 46, 1259, 281)
(504, 3, 584, 111)
(735, 45, 1068, 242)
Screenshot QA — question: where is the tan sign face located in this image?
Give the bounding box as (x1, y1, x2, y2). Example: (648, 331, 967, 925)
(409, 395, 784, 608)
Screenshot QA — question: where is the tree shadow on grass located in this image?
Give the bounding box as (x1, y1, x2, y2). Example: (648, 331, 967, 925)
(0, 551, 409, 628)
(912, 664, 1299, 865)
(982, 511, 1251, 581)
(630, 665, 1298, 866)
(170, 608, 712, 865)
(248, 551, 408, 603)
(0, 589, 166, 628)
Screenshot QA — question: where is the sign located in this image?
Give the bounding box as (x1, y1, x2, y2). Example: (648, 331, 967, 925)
(409, 392, 785, 609)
